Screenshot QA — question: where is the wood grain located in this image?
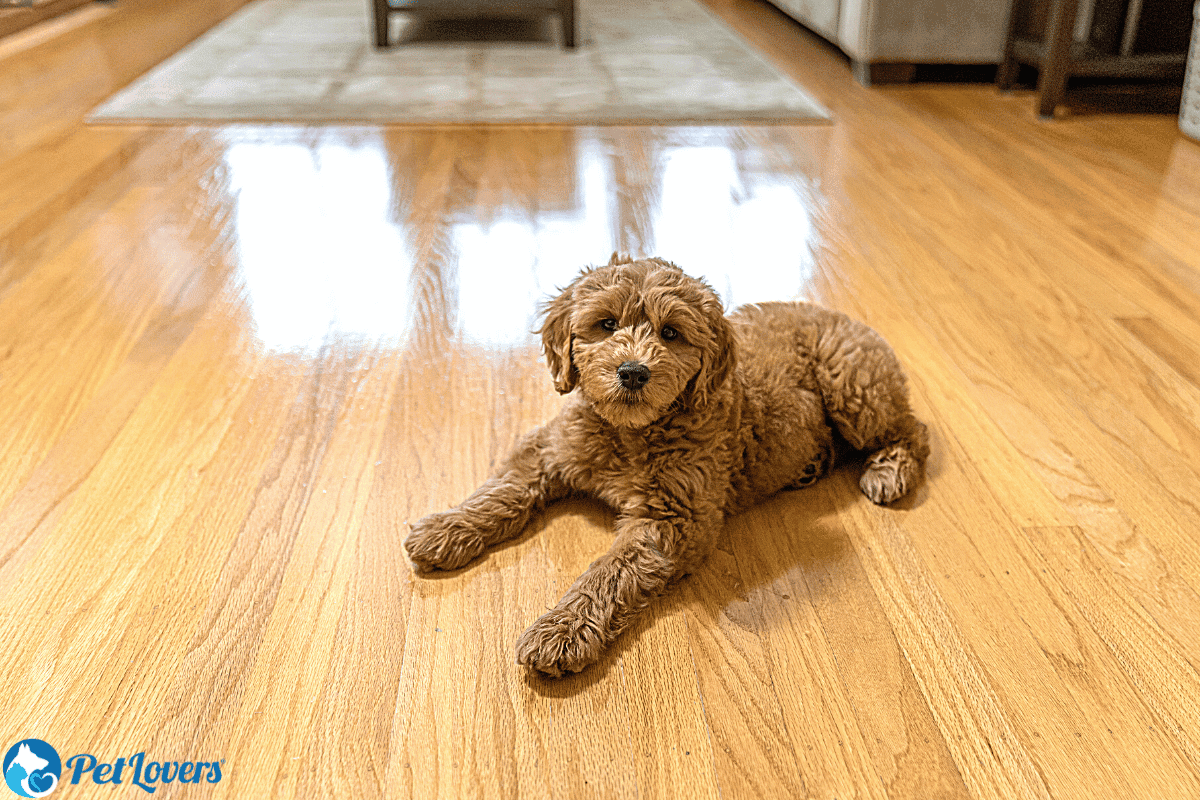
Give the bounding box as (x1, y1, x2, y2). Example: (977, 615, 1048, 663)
(2, 0, 1200, 797)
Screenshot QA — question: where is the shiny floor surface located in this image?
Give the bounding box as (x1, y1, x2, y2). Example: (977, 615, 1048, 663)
(3, 0, 1200, 797)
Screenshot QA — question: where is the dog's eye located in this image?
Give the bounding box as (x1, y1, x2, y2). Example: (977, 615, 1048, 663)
(599, 318, 618, 332)
(660, 325, 678, 341)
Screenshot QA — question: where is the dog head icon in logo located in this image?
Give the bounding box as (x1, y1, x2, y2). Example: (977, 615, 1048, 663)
(3, 740, 60, 798)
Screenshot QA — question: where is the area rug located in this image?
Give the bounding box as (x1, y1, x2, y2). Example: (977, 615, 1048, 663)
(88, 0, 829, 124)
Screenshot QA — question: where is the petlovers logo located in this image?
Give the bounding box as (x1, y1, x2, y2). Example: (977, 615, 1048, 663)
(3, 739, 60, 798)
(4, 740, 222, 795)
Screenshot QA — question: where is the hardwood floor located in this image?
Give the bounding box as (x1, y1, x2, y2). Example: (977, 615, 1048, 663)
(2, 0, 1200, 797)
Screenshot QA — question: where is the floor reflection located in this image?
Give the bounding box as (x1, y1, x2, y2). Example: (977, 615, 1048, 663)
(654, 144, 816, 307)
(225, 137, 412, 352)
(451, 137, 612, 347)
(222, 127, 822, 355)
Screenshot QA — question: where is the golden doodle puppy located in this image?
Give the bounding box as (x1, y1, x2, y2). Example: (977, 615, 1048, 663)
(405, 255, 929, 677)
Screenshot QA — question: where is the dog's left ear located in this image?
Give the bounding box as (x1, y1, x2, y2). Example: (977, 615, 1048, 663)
(536, 282, 579, 394)
(689, 302, 736, 409)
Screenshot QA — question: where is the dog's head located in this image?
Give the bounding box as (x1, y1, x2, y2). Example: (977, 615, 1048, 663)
(537, 254, 735, 428)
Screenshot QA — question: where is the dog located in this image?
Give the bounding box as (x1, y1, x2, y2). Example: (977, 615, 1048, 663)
(405, 255, 929, 677)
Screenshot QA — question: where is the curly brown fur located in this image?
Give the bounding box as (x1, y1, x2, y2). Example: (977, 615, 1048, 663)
(405, 254, 929, 677)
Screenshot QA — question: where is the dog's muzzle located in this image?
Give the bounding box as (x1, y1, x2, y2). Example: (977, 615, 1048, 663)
(616, 361, 650, 390)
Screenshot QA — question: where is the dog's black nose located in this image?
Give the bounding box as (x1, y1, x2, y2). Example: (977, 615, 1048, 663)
(617, 361, 650, 390)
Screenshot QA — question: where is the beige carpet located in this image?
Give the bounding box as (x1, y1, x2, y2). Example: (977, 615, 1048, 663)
(88, 0, 829, 124)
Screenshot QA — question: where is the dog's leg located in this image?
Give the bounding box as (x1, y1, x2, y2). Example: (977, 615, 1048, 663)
(856, 417, 928, 504)
(515, 512, 717, 677)
(405, 426, 567, 571)
(813, 315, 930, 504)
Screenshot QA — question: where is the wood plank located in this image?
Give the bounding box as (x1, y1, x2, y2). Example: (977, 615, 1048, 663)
(0, 0, 92, 40)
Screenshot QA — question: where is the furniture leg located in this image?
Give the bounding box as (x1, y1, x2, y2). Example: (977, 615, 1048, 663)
(372, 0, 390, 47)
(997, 0, 1026, 89)
(852, 59, 872, 86)
(1037, 0, 1081, 117)
(560, 0, 575, 48)
(852, 61, 917, 86)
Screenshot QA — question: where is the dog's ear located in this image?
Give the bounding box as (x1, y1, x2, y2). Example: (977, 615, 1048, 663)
(688, 301, 736, 410)
(536, 282, 579, 394)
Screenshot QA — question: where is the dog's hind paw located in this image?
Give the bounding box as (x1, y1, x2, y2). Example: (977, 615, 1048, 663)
(859, 444, 920, 504)
(516, 609, 605, 677)
(404, 511, 485, 572)
(860, 465, 906, 505)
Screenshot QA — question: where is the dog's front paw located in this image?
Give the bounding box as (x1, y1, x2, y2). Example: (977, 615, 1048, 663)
(515, 608, 606, 678)
(404, 510, 485, 572)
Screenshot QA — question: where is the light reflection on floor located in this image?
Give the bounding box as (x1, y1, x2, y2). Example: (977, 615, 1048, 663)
(653, 145, 816, 308)
(452, 139, 612, 347)
(224, 131, 818, 353)
(226, 139, 412, 352)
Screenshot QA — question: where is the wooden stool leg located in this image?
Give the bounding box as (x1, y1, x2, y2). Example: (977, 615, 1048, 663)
(1037, 0, 1081, 117)
(372, 0, 390, 48)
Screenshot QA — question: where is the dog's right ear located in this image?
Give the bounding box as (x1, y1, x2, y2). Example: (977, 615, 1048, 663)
(536, 282, 578, 394)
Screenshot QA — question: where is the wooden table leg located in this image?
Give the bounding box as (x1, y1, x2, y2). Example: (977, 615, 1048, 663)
(561, 0, 575, 48)
(372, 0, 390, 47)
